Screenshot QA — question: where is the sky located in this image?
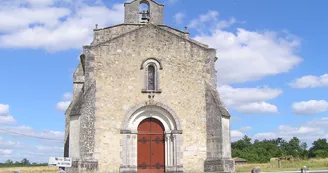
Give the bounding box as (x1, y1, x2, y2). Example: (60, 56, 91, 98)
(0, 0, 328, 163)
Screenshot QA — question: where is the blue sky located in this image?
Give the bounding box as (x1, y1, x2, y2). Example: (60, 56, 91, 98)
(0, 0, 327, 162)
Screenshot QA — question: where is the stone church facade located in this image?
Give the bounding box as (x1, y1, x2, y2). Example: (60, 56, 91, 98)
(64, 0, 235, 172)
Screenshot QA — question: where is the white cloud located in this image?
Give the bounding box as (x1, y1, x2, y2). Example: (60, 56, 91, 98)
(0, 104, 9, 115)
(0, 7, 71, 33)
(26, 0, 54, 7)
(289, 74, 328, 88)
(0, 149, 13, 155)
(234, 118, 328, 145)
(217, 18, 236, 29)
(304, 117, 328, 128)
(0, 143, 64, 163)
(188, 10, 219, 32)
(36, 145, 63, 152)
(174, 12, 185, 25)
(278, 125, 326, 142)
(0, 1, 124, 51)
(0, 138, 22, 148)
(63, 92, 73, 100)
(239, 126, 252, 132)
(218, 85, 282, 106)
(56, 101, 71, 112)
(279, 125, 320, 135)
(231, 116, 241, 123)
(292, 100, 328, 115)
(248, 125, 326, 146)
(250, 120, 327, 145)
(0, 116, 17, 124)
(56, 92, 72, 111)
(191, 11, 302, 85)
(235, 102, 278, 114)
(253, 132, 277, 140)
(231, 130, 244, 141)
(0, 104, 17, 124)
(218, 85, 281, 114)
(0, 125, 64, 141)
(0, 125, 64, 162)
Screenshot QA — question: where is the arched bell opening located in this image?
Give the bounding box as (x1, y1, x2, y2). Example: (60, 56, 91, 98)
(139, 1, 150, 23)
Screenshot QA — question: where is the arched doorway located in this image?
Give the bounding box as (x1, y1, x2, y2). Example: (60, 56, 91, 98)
(120, 103, 183, 173)
(137, 118, 165, 173)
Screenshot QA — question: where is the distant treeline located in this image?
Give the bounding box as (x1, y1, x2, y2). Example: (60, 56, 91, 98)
(232, 136, 328, 163)
(0, 158, 47, 167)
(2, 137, 328, 166)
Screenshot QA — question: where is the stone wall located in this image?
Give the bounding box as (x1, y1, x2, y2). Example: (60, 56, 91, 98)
(78, 49, 97, 161)
(91, 24, 213, 173)
(92, 25, 143, 45)
(65, 21, 234, 172)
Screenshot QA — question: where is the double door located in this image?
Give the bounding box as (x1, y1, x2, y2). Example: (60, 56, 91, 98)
(137, 118, 165, 173)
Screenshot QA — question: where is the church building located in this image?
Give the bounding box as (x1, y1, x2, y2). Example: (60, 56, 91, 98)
(64, 0, 235, 172)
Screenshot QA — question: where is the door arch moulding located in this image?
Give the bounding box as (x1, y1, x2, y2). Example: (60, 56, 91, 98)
(120, 102, 183, 173)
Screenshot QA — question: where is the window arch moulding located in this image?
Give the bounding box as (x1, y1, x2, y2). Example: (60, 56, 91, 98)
(141, 58, 162, 93)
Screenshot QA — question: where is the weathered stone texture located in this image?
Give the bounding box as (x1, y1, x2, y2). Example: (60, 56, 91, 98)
(158, 25, 186, 37)
(64, 1, 235, 172)
(78, 49, 97, 161)
(69, 115, 80, 159)
(64, 63, 85, 158)
(92, 25, 143, 45)
(92, 24, 211, 173)
(204, 159, 235, 173)
(204, 84, 234, 172)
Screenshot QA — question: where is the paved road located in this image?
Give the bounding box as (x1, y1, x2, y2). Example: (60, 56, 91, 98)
(263, 170, 328, 173)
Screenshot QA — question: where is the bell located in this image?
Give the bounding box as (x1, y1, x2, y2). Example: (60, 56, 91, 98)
(141, 10, 149, 21)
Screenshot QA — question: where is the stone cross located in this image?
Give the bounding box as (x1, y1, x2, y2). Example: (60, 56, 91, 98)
(184, 26, 188, 33)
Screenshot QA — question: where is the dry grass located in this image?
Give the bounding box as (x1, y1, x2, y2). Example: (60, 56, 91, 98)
(0, 160, 327, 173)
(0, 166, 58, 173)
(236, 158, 328, 173)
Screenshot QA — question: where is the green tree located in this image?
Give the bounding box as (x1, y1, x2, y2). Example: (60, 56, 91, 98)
(20, 158, 30, 165)
(286, 137, 303, 157)
(4, 159, 13, 165)
(309, 139, 328, 158)
(300, 142, 308, 159)
(231, 137, 328, 163)
(232, 135, 252, 150)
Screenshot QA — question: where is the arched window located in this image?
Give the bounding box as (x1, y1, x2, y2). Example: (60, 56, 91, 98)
(147, 65, 155, 90)
(141, 58, 162, 93)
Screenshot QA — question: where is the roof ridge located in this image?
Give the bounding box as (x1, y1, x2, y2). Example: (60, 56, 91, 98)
(87, 24, 213, 50)
(124, 0, 164, 6)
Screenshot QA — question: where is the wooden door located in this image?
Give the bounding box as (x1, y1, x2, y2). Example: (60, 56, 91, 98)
(138, 118, 165, 173)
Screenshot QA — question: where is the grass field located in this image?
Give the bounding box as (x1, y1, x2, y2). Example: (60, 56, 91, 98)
(0, 166, 58, 173)
(236, 158, 328, 172)
(0, 159, 327, 173)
